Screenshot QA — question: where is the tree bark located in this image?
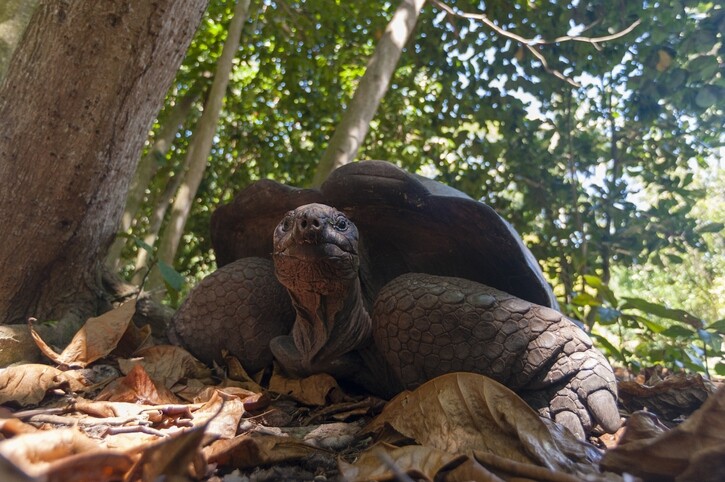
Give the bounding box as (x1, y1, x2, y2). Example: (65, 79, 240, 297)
(106, 85, 202, 270)
(0, 0, 208, 326)
(310, 0, 426, 186)
(0, 0, 38, 82)
(148, 0, 252, 294)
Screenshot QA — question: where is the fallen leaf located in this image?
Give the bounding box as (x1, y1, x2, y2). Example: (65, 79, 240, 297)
(0, 364, 77, 405)
(303, 421, 360, 450)
(339, 443, 460, 482)
(43, 451, 133, 482)
(191, 391, 244, 440)
(617, 372, 715, 420)
(269, 371, 342, 406)
(29, 302, 135, 368)
(118, 345, 212, 388)
(126, 422, 208, 482)
(601, 384, 725, 480)
(96, 364, 181, 404)
(0, 428, 100, 476)
(204, 433, 330, 469)
(365, 373, 600, 474)
(0, 452, 38, 482)
(224, 353, 263, 392)
(113, 321, 152, 357)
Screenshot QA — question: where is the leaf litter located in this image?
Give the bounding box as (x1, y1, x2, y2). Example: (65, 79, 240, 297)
(0, 302, 723, 481)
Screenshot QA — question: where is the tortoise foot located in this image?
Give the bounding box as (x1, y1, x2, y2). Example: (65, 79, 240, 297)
(373, 273, 620, 437)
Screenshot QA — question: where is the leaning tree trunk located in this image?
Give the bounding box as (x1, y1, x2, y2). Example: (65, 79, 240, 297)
(310, 0, 426, 186)
(0, 0, 208, 328)
(148, 0, 252, 295)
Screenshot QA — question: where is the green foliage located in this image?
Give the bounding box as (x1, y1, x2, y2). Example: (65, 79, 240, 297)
(571, 274, 724, 376)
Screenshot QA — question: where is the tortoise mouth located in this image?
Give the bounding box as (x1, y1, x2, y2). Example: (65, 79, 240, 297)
(275, 242, 354, 261)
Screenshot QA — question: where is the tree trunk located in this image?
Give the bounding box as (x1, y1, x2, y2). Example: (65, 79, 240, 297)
(0, 0, 38, 82)
(310, 0, 426, 186)
(106, 85, 202, 270)
(148, 0, 251, 294)
(0, 0, 208, 327)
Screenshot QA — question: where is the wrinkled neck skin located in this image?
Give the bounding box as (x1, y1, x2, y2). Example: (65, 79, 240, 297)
(287, 275, 372, 372)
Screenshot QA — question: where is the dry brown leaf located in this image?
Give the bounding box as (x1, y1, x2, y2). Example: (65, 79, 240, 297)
(118, 345, 212, 388)
(223, 354, 263, 392)
(0, 418, 39, 438)
(0, 364, 76, 405)
(617, 372, 715, 420)
(303, 421, 360, 450)
(204, 433, 330, 469)
(0, 428, 100, 476)
(438, 456, 506, 482)
(127, 422, 208, 482)
(338, 443, 460, 482)
(269, 371, 342, 406)
(114, 321, 153, 357)
(95, 364, 181, 404)
(29, 301, 135, 368)
(44, 451, 133, 482)
(601, 384, 725, 480)
(366, 373, 598, 474)
(0, 452, 39, 482)
(191, 391, 244, 440)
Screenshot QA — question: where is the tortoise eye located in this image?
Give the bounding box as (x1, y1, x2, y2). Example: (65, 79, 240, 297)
(281, 214, 293, 232)
(333, 217, 348, 232)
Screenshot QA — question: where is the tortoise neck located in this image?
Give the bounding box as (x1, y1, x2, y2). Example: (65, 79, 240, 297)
(287, 277, 372, 371)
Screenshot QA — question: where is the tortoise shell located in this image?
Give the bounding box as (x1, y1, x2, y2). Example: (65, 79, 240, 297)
(211, 160, 557, 309)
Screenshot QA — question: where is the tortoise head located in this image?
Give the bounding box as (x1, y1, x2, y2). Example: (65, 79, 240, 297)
(272, 203, 361, 295)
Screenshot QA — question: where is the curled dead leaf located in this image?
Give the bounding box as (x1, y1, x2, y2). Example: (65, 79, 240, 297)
(191, 391, 245, 441)
(96, 364, 181, 404)
(338, 443, 460, 482)
(366, 373, 602, 476)
(29, 301, 135, 368)
(0, 364, 83, 405)
(269, 371, 342, 406)
(601, 384, 725, 480)
(118, 345, 212, 388)
(204, 433, 331, 469)
(0, 428, 99, 476)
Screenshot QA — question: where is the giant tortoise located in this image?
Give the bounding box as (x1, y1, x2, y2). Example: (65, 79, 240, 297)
(170, 160, 619, 437)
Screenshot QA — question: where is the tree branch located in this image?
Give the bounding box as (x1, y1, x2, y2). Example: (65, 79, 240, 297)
(431, 0, 641, 87)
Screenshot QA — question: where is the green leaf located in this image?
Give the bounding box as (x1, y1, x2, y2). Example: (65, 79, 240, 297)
(157, 260, 185, 293)
(134, 238, 156, 255)
(597, 307, 620, 325)
(695, 86, 720, 109)
(637, 316, 667, 334)
(583, 275, 618, 306)
(591, 333, 627, 365)
(715, 362, 725, 377)
(661, 325, 696, 338)
(707, 319, 725, 334)
(622, 297, 704, 328)
(571, 292, 600, 307)
(698, 222, 724, 234)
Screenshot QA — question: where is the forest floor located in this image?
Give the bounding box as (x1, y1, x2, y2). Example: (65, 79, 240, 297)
(1, 301, 723, 481)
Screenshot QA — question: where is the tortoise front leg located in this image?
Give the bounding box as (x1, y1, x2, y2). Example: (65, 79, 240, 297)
(169, 257, 295, 373)
(372, 273, 620, 438)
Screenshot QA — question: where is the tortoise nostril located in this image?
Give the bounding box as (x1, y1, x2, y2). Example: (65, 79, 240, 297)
(311, 219, 320, 228)
(300, 219, 307, 229)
